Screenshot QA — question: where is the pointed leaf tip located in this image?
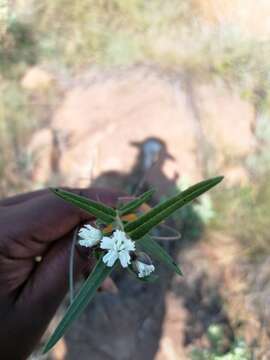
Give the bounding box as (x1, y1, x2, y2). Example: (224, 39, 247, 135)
(125, 175, 223, 240)
(138, 236, 183, 276)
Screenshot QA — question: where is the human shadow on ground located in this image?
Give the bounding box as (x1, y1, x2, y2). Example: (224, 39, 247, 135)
(63, 137, 233, 360)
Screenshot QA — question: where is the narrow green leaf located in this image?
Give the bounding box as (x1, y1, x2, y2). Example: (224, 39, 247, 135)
(138, 235, 182, 276)
(119, 188, 155, 216)
(43, 258, 113, 353)
(51, 188, 116, 224)
(125, 176, 223, 239)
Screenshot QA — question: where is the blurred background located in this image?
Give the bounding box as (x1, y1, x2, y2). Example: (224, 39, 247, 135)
(1, 1, 270, 359)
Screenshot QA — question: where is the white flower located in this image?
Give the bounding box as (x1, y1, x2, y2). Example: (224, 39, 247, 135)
(78, 224, 102, 248)
(135, 260, 155, 278)
(100, 229, 135, 268)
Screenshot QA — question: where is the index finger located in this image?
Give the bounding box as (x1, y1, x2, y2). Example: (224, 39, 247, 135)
(0, 189, 48, 206)
(0, 188, 121, 259)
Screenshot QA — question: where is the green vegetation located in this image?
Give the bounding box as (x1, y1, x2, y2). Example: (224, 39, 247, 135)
(246, 114, 270, 178)
(191, 324, 251, 360)
(211, 112, 270, 260)
(3, 1, 270, 86)
(212, 176, 270, 261)
(31, 0, 270, 111)
(0, 81, 36, 195)
(45, 179, 221, 352)
(1, 0, 270, 197)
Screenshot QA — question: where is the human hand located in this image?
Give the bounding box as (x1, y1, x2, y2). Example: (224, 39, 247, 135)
(0, 188, 120, 360)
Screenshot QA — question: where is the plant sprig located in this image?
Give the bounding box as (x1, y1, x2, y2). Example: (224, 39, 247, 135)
(43, 175, 223, 353)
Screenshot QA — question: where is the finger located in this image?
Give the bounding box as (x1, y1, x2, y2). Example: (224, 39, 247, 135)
(6, 234, 93, 360)
(0, 187, 123, 206)
(0, 188, 122, 259)
(0, 189, 48, 206)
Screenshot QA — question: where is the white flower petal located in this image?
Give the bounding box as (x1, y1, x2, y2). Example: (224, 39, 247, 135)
(136, 261, 155, 278)
(103, 250, 118, 267)
(80, 224, 102, 237)
(78, 228, 92, 239)
(101, 229, 135, 268)
(119, 250, 131, 268)
(112, 229, 125, 241)
(78, 239, 93, 248)
(100, 236, 115, 250)
(84, 224, 93, 230)
(78, 224, 102, 248)
(125, 239, 136, 252)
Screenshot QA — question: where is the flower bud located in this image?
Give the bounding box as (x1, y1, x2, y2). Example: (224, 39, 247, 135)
(132, 252, 155, 278)
(78, 224, 103, 248)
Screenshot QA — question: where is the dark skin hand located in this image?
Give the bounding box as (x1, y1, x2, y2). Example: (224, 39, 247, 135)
(0, 188, 121, 360)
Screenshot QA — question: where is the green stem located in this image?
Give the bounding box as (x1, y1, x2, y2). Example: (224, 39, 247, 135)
(115, 209, 124, 231)
(69, 227, 79, 304)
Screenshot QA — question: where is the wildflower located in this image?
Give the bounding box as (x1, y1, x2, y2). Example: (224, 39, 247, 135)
(78, 224, 103, 248)
(100, 229, 135, 268)
(132, 252, 155, 278)
(135, 261, 155, 278)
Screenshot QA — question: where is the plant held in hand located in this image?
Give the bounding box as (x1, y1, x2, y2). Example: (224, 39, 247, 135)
(43, 176, 223, 353)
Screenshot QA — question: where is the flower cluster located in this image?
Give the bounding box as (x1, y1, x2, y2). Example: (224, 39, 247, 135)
(78, 225, 155, 278)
